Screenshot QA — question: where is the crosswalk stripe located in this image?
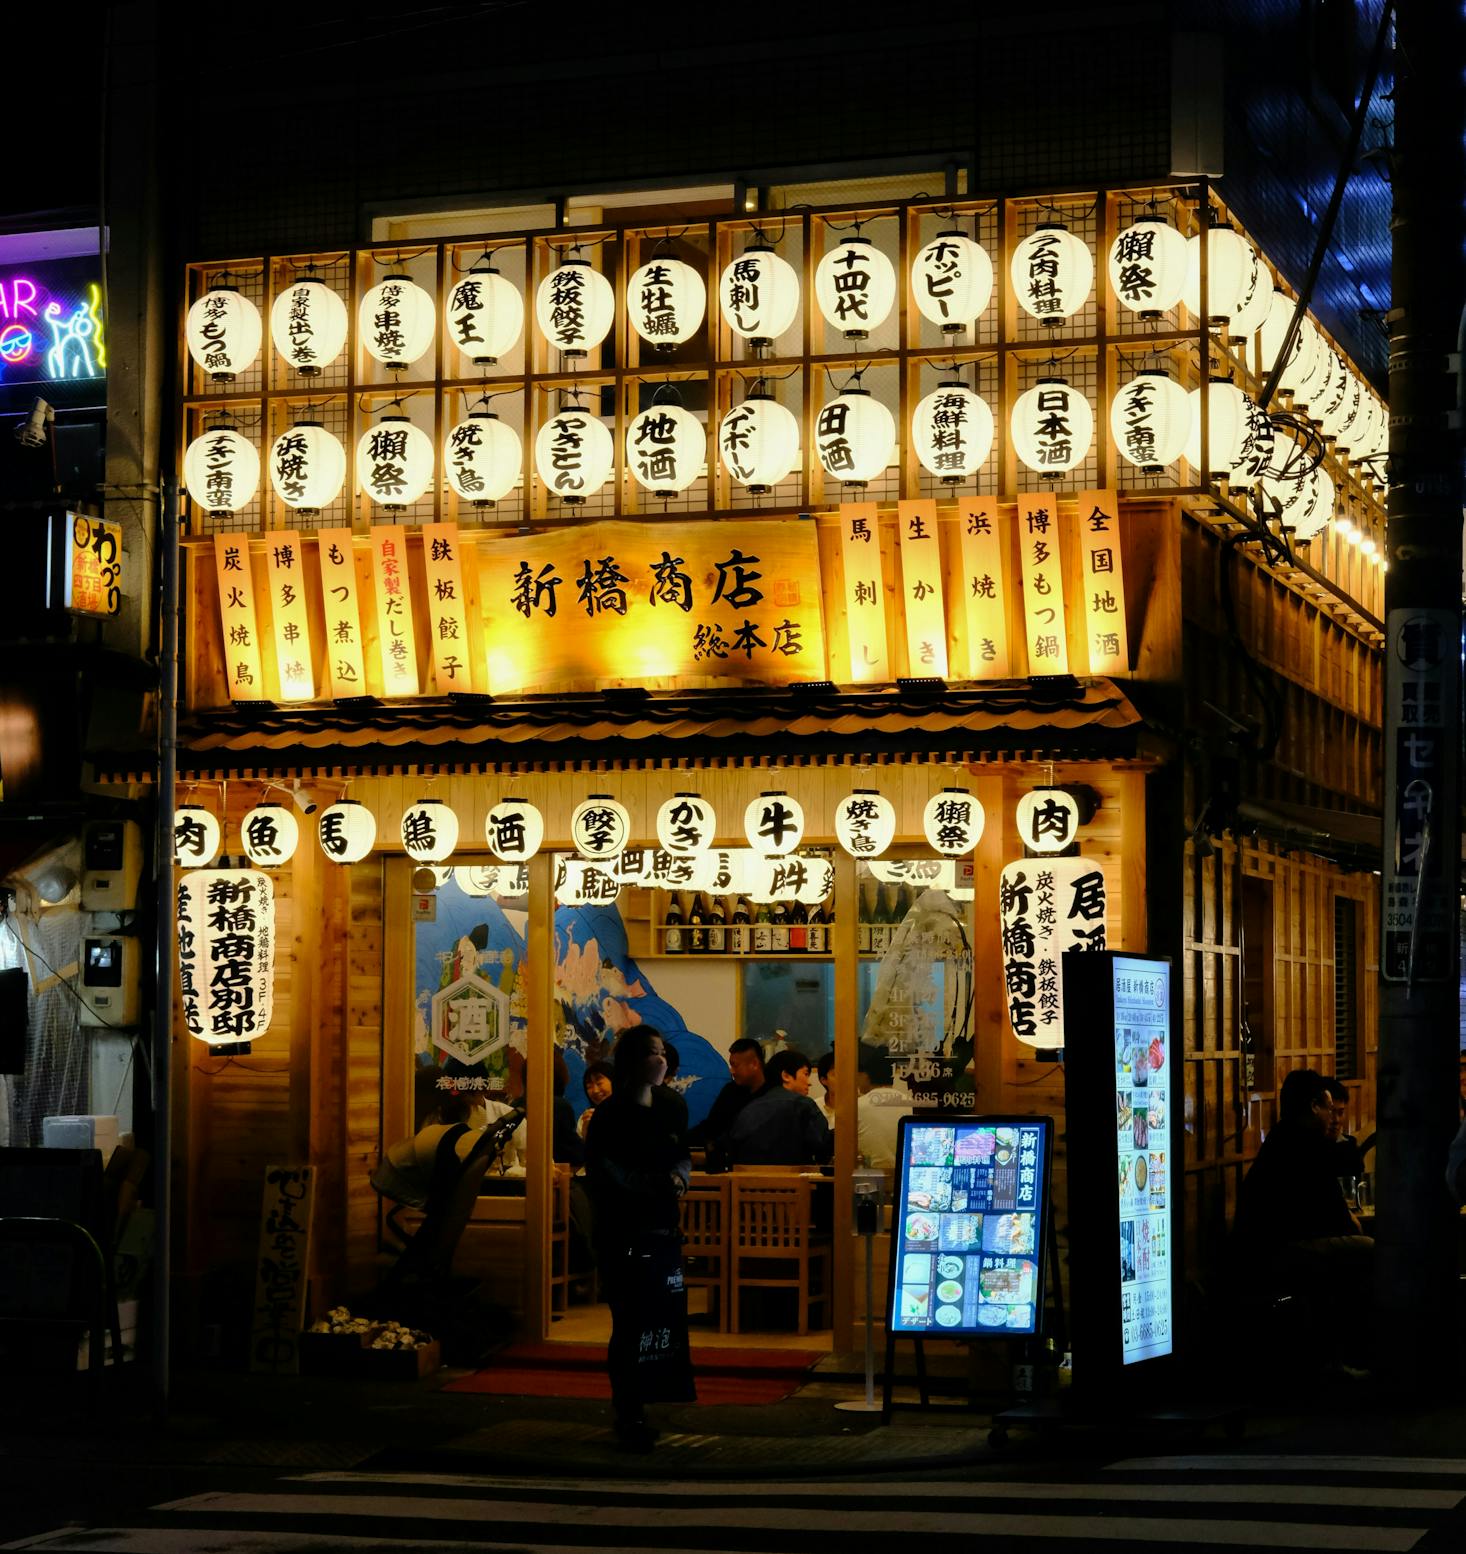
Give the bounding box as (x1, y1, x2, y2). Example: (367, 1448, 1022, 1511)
(1109, 1456, 1466, 1477)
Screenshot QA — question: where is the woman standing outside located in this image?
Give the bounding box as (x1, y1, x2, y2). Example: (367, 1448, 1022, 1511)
(584, 1025, 694, 1449)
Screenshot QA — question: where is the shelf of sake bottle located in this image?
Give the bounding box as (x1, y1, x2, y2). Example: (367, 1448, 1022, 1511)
(640, 951, 837, 960)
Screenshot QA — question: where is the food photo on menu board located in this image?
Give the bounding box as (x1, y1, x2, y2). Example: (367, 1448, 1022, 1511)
(889, 1116, 1052, 1337)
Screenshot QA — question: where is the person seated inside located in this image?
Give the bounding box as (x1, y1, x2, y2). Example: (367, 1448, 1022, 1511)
(1321, 1075, 1366, 1184)
(578, 1060, 615, 1139)
(856, 1050, 912, 1173)
(552, 1049, 585, 1170)
(815, 1050, 836, 1125)
(719, 1050, 833, 1169)
(688, 1037, 766, 1154)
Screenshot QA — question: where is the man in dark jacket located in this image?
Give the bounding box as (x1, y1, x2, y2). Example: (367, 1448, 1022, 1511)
(722, 1051, 833, 1168)
(688, 1038, 765, 1157)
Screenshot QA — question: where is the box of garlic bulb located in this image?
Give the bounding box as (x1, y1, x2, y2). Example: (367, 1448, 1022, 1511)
(358, 1319, 440, 1380)
(299, 1306, 379, 1376)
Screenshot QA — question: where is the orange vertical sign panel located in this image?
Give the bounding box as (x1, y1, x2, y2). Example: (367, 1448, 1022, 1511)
(1076, 489, 1130, 676)
(420, 522, 474, 694)
(263, 529, 315, 702)
(315, 528, 367, 697)
(1017, 492, 1069, 675)
(371, 527, 420, 696)
(837, 501, 888, 682)
(955, 498, 1010, 679)
(896, 499, 948, 678)
(214, 533, 265, 701)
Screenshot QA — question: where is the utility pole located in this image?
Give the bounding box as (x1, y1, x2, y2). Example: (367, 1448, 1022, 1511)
(1376, 0, 1466, 1392)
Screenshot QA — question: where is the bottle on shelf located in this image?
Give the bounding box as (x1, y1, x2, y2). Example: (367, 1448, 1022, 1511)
(731, 895, 752, 954)
(753, 899, 773, 954)
(787, 898, 808, 952)
(707, 893, 727, 954)
(769, 897, 790, 952)
(688, 892, 708, 954)
(806, 899, 828, 955)
(664, 891, 685, 955)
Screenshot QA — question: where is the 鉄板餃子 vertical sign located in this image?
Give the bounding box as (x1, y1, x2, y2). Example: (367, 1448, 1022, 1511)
(315, 529, 366, 696)
(263, 530, 315, 702)
(838, 502, 888, 682)
(1017, 492, 1069, 674)
(214, 533, 265, 700)
(1076, 489, 1129, 676)
(420, 522, 474, 693)
(956, 498, 1010, 678)
(896, 499, 948, 677)
(371, 527, 419, 696)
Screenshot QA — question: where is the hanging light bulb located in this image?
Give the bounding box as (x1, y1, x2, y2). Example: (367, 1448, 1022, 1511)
(911, 380, 994, 483)
(359, 272, 435, 372)
(357, 413, 434, 510)
(535, 253, 616, 360)
(626, 399, 705, 498)
(269, 421, 346, 513)
(627, 255, 706, 351)
(1011, 225, 1093, 324)
(174, 804, 221, 868)
(401, 798, 459, 863)
(1107, 216, 1188, 318)
(183, 425, 260, 515)
(241, 802, 300, 867)
(444, 407, 521, 506)
(1110, 370, 1190, 472)
(834, 790, 897, 858)
(534, 403, 615, 503)
(814, 234, 896, 340)
(719, 244, 800, 348)
(744, 791, 805, 857)
(656, 793, 716, 856)
(445, 264, 523, 367)
(1182, 224, 1257, 325)
(922, 788, 984, 855)
(270, 276, 347, 376)
(570, 795, 631, 860)
(1185, 380, 1271, 482)
(1010, 378, 1094, 474)
(911, 229, 994, 334)
(815, 386, 895, 487)
(718, 388, 800, 494)
(187, 285, 262, 381)
(317, 800, 377, 863)
(486, 797, 544, 862)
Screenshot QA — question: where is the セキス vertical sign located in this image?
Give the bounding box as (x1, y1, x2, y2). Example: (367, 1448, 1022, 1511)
(371, 527, 419, 695)
(838, 502, 889, 682)
(896, 499, 948, 677)
(956, 498, 1010, 678)
(214, 533, 265, 700)
(1076, 489, 1129, 676)
(315, 529, 367, 696)
(1018, 493, 1069, 674)
(263, 530, 315, 702)
(420, 522, 474, 693)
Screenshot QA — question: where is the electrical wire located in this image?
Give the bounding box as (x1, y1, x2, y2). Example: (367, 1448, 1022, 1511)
(3, 916, 129, 1033)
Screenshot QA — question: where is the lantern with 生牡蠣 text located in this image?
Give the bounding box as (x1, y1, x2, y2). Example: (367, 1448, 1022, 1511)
(627, 256, 706, 351)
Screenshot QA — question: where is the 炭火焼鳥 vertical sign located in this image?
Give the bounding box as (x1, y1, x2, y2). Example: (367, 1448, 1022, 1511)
(956, 498, 1010, 678)
(214, 533, 265, 700)
(897, 499, 948, 677)
(1017, 493, 1069, 674)
(315, 529, 366, 696)
(371, 527, 419, 695)
(1077, 489, 1129, 676)
(421, 522, 474, 693)
(838, 502, 888, 682)
(264, 530, 314, 701)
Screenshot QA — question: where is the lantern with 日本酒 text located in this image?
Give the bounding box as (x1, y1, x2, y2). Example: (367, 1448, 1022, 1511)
(1010, 379, 1093, 474)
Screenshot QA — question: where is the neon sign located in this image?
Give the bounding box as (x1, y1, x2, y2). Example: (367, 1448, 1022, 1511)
(0, 263, 105, 385)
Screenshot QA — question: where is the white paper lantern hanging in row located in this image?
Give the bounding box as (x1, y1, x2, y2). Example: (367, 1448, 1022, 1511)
(1315, 351, 1354, 441)
(656, 793, 716, 856)
(1015, 788, 1080, 854)
(571, 795, 631, 860)
(1183, 225, 1266, 334)
(718, 391, 800, 494)
(183, 426, 260, 515)
(1263, 460, 1335, 542)
(271, 277, 348, 376)
(746, 853, 833, 906)
(815, 387, 894, 487)
(357, 415, 434, 509)
(1334, 372, 1369, 451)
(486, 797, 544, 862)
(1012, 225, 1093, 324)
(1258, 290, 1320, 398)
(1010, 378, 1093, 474)
(1107, 217, 1188, 318)
(401, 797, 458, 862)
(911, 230, 994, 334)
(270, 421, 347, 512)
(445, 265, 523, 366)
(627, 402, 704, 497)
(317, 800, 376, 863)
(911, 381, 994, 484)
(536, 255, 616, 360)
(444, 409, 521, 506)
(535, 406, 615, 503)
(360, 273, 435, 371)
(556, 857, 622, 907)
(1110, 371, 1190, 472)
(187, 286, 262, 381)
(923, 788, 984, 856)
(1185, 380, 1272, 482)
(815, 236, 896, 341)
(688, 847, 740, 894)
(719, 246, 800, 347)
(745, 791, 805, 858)
(628, 256, 706, 350)
(241, 803, 299, 867)
(834, 790, 897, 858)
(174, 804, 222, 868)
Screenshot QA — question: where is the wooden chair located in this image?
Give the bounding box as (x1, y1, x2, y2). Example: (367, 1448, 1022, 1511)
(680, 1177, 730, 1331)
(730, 1176, 832, 1336)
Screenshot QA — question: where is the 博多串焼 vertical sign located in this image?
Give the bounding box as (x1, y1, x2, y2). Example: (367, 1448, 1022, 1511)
(315, 529, 366, 696)
(838, 502, 888, 682)
(1018, 493, 1069, 674)
(214, 533, 265, 700)
(896, 499, 948, 677)
(1077, 489, 1129, 676)
(956, 498, 1010, 678)
(264, 530, 315, 701)
(420, 522, 473, 693)
(371, 527, 419, 695)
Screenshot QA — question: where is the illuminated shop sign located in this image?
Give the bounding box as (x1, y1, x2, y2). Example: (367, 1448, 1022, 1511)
(0, 258, 105, 387)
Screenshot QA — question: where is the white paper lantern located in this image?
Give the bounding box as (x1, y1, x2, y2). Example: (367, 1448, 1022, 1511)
(187, 286, 262, 380)
(357, 415, 434, 509)
(486, 796, 544, 862)
(571, 795, 630, 860)
(556, 857, 622, 907)
(317, 800, 376, 863)
(270, 277, 347, 376)
(1258, 290, 1312, 395)
(1183, 225, 1256, 325)
(241, 803, 300, 867)
(1185, 380, 1271, 481)
(1315, 351, 1353, 440)
(628, 257, 706, 350)
(911, 230, 994, 334)
(1109, 371, 1190, 471)
(1012, 225, 1093, 324)
(999, 856, 1106, 1047)
(401, 798, 458, 862)
(923, 788, 984, 855)
(174, 804, 221, 867)
(814, 236, 896, 339)
(1106, 217, 1188, 317)
(627, 403, 704, 496)
(1010, 379, 1094, 474)
(815, 388, 895, 486)
(270, 421, 347, 512)
(749, 853, 832, 905)
(719, 246, 799, 346)
(183, 427, 260, 514)
(657, 793, 716, 856)
(445, 266, 523, 366)
(1015, 788, 1080, 854)
(1231, 246, 1271, 339)
(444, 410, 521, 505)
(535, 408, 615, 502)
(834, 790, 897, 858)
(1264, 461, 1335, 542)
(360, 274, 434, 371)
(686, 847, 742, 894)
(911, 382, 994, 483)
(718, 393, 800, 494)
(177, 868, 275, 1046)
(1292, 318, 1333, 404)
(744, 791, 805, 857)
(795, 855, 835, 906)
(1334, 371, 1370, 451)
(536, 257, 615, 359)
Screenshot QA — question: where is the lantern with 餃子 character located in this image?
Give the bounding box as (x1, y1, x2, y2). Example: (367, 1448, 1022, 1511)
(535, 255, 615, 359)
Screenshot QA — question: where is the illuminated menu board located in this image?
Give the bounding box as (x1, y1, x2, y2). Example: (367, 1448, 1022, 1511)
(1112, 955, 1172, 1364)
(888, 1115, 1052, 1337)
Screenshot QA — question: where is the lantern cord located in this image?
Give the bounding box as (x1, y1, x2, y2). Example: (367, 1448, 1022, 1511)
(368, 247, 433, 267)
(1012, 1063, 1064, 1086)
(739, 366, 799, 390)
(460, 386, 521, 414)
(826, 362, 874, 395)
(451, 246, 501, 274)
(356, 389, 421, 414)
(2, 916, 130, 1033)
(286, 253, 348, 271)
(546, 234, 614, 256)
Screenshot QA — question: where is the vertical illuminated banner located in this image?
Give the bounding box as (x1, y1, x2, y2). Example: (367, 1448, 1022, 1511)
(896, 498, 948, 677)
(1017, 492, 1069, 675)
(956, 498, 1010, 679)
(263, 530, 315, 702)
(214, 533, 265, 700)
(420, 522, 473, 693)
(838, 501, 889, 682)
(315, 528, 366, 696)
(1076, 489, 1129, 676)
(371, 527, 419, 696)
